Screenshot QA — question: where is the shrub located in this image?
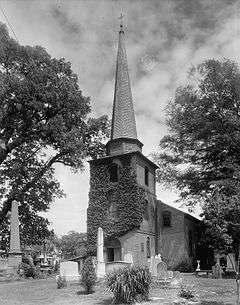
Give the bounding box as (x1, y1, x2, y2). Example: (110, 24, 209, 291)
(106, 266, 151, 304)
(56, 275, 67, 289)
(18, 262, 37, 278)
(81, 257, 97, 294)
(179, 284, 195, 299)
(173, 259, 193, 273)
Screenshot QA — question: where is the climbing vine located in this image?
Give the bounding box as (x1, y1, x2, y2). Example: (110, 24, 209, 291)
(87, 157, 146, 254)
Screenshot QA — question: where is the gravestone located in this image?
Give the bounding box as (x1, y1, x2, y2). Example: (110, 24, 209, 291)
(96, 227, 105, 278)
(60, 261, 80, 281)
(8, 201, 22, 269)
(226, 253, 235, 271)
(212, 263, 222, 279)
(157, 261, 169, 280)
(149, 254, 162, 276)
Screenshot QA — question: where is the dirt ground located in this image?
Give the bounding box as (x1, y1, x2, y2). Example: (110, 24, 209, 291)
(0, 274, 236, 305)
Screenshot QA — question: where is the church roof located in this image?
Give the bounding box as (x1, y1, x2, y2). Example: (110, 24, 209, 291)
(111, 25, 138, 140)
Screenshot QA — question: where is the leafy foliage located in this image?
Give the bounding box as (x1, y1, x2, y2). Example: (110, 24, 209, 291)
(106, 266, 151, 304)
(59, 231, 87, 259)
(87, 156, 146, 254)
(173, 258, 194, 273)
(155, 59, 240, 204)
(81, 256, 96, 294)
(0, 22, 109, 245)
(155, 59, 240, 253)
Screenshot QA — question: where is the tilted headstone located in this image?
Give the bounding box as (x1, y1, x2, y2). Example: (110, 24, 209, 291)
(226, 253, 235, 271)
(60, 261, 80, 281)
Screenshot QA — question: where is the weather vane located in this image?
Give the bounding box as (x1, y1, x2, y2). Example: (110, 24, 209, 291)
(118, 13, 125, 30)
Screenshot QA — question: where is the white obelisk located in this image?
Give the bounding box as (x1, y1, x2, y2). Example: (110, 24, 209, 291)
(8, 200, 22, 268)
(96, 227, 105, 278)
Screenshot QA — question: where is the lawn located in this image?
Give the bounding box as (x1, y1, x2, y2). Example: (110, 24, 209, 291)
(0, 274, 236, 305)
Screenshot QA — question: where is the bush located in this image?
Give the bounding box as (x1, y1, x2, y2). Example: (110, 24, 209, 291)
(106, 266, 151, 304)
(179, 284, 195, 299)
(81, 257, 97, 294)
(18, 262, 37, 278)
(173, 259, 193, 273)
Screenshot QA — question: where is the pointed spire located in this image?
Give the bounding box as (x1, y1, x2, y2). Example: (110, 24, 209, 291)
(106, 21, 143, 156)
(111, 23, 137, 140)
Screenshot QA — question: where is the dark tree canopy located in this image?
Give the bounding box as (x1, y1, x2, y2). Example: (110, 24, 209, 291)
(155, 58, 240, 258)
(0, 23, 109, 245)
(59, 231, 87, 259)
(155, 59, 240, 204)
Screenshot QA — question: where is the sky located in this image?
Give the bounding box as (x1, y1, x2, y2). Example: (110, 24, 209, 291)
(1, 0, 240, 236)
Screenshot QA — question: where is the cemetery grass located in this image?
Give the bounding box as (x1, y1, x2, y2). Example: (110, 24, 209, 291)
(0, 274, 236, 305)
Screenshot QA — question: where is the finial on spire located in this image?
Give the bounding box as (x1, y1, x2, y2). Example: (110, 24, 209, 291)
(118, 13, 125, 32)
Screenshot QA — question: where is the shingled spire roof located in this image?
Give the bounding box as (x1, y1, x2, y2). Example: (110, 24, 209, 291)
(111, 25, 137, 140)
(106, 24, 143, 156)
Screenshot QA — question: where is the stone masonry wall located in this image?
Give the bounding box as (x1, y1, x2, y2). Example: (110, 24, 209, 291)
(157, 202, 188, 268)
(119, 230, 155, 266)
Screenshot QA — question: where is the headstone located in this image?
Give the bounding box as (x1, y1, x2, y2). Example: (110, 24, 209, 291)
(212, 263, 222, 279)
(8, 201, 22, 269)
(157, 261, 169, 280)
(149, 254, 162, 276)
(124, 253, 133, 264)
(227, 253, 235, 271)
(60, 261, 80, 281)
(170, 271, 182, 286)
(96, 227, 105, 278)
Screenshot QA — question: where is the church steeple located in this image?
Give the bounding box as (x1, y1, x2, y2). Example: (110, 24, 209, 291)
(106, 23, 143, 156)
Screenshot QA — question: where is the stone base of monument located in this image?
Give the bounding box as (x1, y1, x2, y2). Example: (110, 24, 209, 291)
(8, 254, 22, 269)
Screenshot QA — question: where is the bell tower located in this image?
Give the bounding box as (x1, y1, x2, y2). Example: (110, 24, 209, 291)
(87, 22, 158, 264)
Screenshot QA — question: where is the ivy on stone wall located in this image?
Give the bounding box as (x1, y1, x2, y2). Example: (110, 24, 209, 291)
(87, 158, 146, 254)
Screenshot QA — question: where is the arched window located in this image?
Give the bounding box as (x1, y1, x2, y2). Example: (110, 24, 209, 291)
(162, 211, 171, 227)
(144, 166, 149, 186)
(146, 237, 151, 258)
(109, 163, 118, 182)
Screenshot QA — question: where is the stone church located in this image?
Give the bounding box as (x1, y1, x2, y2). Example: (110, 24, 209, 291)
(87, 25, 200, 269)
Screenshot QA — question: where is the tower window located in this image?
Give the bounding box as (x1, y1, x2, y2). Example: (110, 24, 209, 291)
(145, 167, 149, 186)
(146, 237, 150, 258)
(162, 211, 171, 227)
(109, 163, 118, 182)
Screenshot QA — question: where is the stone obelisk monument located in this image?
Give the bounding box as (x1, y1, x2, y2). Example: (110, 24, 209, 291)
(8, 200, 22, 269)
(96, 227, 105, 278)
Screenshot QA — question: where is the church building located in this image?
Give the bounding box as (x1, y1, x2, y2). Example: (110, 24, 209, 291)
(87, 24, 200, 269)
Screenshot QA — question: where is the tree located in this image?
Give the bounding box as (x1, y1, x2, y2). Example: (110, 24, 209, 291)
(0, 23, 109, 245)
(154, 58, 240, 302)
(59, 231, 87, 259)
